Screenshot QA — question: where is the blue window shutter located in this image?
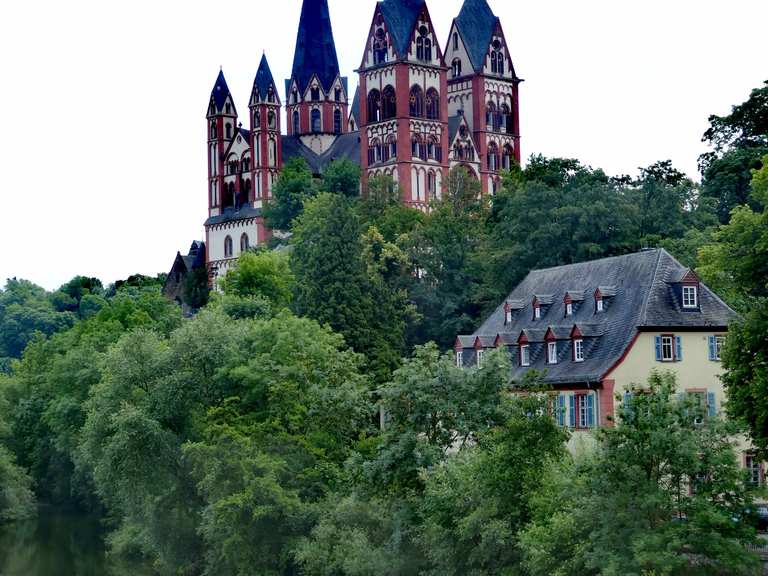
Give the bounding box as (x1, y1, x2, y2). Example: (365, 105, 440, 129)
(655, 336, 662, 361)
(558, 395, 566, 427)
(675, 336, 683, 361)
(708, 392, 716, 418)
(587, 394, 595, 428)
(708, 336, 716, 361)
(569, 395, 576, 428)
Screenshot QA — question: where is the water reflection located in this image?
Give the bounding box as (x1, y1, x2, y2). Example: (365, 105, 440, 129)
(0, 512, 154, 576)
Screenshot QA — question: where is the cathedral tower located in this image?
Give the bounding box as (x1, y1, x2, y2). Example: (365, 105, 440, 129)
(249, 54, 282, 205)
(206, 70, 238, 217)
(285, 0, 349, 155)
(445, 0, 521, 195)
(358, 0, 450, 208)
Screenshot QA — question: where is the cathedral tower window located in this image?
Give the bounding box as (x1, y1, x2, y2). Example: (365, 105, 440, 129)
(426, 89, 440, 120)
(427, 170, 436, 199)
(226, 123, 232, 139)
(225, 103, 232, 114)
(387, 136, 397, 160)
(409, 86, 424, 118)
(491, 52, 497, 74)
(502, 145, 514, 170)
(485, 103, 496, 131)
(374, 28, 388, 64)
(452, 59, 462, 78)
(293, 110, 300, 134)
(210, 122, 217, 139)
(382, 86, 396, 119)
(333, 109, 342, 134)
(311, 87, 320, 101)
(311, 109, 321, 133)
(292, 89, 299, 104)
(498, 53, 505, 75)
(500, 104, 511, 133)
(240, 233, 250, 252)
(253, 110, 260, 128)
(224, 236, 233, 258)
(488, 143, 499, 171)
(367, 89, 381, 123)
(268, 111, 276, 129)
(335, 88, 341, 102)
(267, 87, 275, 103)
(453, 32, 459, 50)
(268, 138, 277, 167)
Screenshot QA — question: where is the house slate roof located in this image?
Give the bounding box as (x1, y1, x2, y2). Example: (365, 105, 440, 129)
(210, 70, 232, 113)
(455, 0, 498, 72)
(380, 0, 425, 58)
(204, 205, 262, 227)
(281, 132, 361, 175)
(253, 54, 277, 101)
(458, 249, 739, 385)
(290, 0, 342, 92)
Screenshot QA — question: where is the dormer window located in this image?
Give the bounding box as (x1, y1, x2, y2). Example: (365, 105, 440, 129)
(267, 88, 275, 103)
(682, 285, 698, 309)
(573, 339, 584, 362)
(566, 302, 573, 316)
(520, 344, 530, 367)
(534, 306, 541, 320)
(596, 298, 604, 313)
(547, 342, 558, 364)
(456, 350, 463, 367)
(476, 349, 484, 369)
(505, 308, 513, 324)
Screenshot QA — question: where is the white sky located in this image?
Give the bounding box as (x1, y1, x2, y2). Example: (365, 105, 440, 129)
(0, 0, 765, 291)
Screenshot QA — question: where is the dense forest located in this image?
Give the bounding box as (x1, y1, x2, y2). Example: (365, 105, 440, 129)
(0, 81, 767, 575)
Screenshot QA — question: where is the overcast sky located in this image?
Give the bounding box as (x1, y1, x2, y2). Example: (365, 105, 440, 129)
(0, 0, 765, 291)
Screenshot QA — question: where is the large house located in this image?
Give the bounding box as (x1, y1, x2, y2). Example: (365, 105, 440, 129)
(455, 249, 762, 480)
(202, 0, 521, 282)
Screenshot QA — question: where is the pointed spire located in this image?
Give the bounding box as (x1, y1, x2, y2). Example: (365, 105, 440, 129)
(380, 0, 426, 57)
(210, 69, 233, 113)
(253, 53, 277, 103)
(456, 0, 499, 71)
(290, 0, 340, 93)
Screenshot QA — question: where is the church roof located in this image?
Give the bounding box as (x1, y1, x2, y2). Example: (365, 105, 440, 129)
(281, 132, 361, 175)
(458, 249, 739, 384)
(210, 70, 232, 112)
(350, 86, 361, 126)
(380, 0, 425, 58)
(290, 0, 341, 93)
(455, 0, 498, 71)
(253, 54, 277, 101)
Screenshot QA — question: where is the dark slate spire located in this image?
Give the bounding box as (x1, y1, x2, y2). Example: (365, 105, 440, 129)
(253, 54, 277, 102)
(380, 0, 425, 58)
(290, 0, 340, 93)
(210, 69, 233, 113)
(456, 0, 499, 71)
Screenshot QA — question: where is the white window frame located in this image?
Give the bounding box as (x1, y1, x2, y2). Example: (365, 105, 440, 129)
(566, 302, 573, 316)
(534, 306, 541, 320)
(505, 310, 513, 324)
(714, 336, 725, 361)
(682, 285, 698, 309)
(746, 454, 762, 487)
(520, 344, 530, 367)
(547, 341, 558, 364)
(661, 335, 675, 362)
(574, 339, 584, 362)
(476, 349, 484, 369)
(596, 298, 604, 313)
(456, 351, 463, 367)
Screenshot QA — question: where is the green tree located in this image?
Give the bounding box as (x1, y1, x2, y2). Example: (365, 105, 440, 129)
(320, 159, 361, 198)
(520, 372, 760, 576)
(220, 249, 295, 309)
(264, 157, 318, 231)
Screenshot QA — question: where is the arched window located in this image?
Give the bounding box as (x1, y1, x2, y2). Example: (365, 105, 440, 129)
(385, 135, 397, 161)
(244, 179, 252, 202)
(335, 88, 341, 102)
(497, 53, 505, 75)
(268, 138, 277, 167)
(240, 233, 250, 252)
(210, 122, 217, 139)
(426, 88, 440, 120)
(409, 86, 424, 118)
(293, 110, 300, 134)
(223, 183, 235, 209)
(292, 89, 299, 104)
(334, 109, 342, 134)
(416, 26, 430, 61)
(367, 89, 381, 123)
(453, 32, 459, 50)
(225, 103, 231, 115)
(241, 155, 251, 172)
(502, 145, 514, 170)
(427, 171, 436, 199)
(452, 58, 462, 78)
(411, 135, 424, 159)
(491, 51, 497, 74)
(311, 87, 320, 101)
(486, 102, 496, 130)
(465, 143, 474, 161)
(253, 110, 260, 128)
(382, 86, 396, 119)
(311, 109, 321, 133)
(427, 136, 439, 160)
(424, 38, 432, 61)
(454, 143, 463, 160)
(506, 105, 515, 134)
(224, 235, 233, 258)
(487, 143, 499, 172)
(226, 123, 232, 139)
(374, 28, 388, 64)
(267, 88, 275, 103)
(268, 111, 275, 129)
(416, 37, 425, 61)
(500, 104, 510, 133)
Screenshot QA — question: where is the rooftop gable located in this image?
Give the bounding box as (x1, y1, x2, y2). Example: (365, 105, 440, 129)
(379, 0, 426, 58)
(252, 54, 279, 104)
(290, 0, 342, 93)
(455, 0, 498, 71)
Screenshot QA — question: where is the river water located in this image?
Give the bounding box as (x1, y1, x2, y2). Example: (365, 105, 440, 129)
(0, 512, 154, 576)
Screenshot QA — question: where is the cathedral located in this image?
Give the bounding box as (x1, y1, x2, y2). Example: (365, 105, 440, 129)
(198, 0, 521, 284)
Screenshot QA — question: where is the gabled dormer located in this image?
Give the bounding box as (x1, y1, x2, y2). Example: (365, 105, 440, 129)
(408, 11, 443, 67)
(564, 290, 585, 317)
(449, 114, 480, 163)
(532, 294, 554, 320)
(503, 298, 525, 325)
(375, 0, 443, 67)
(594, 286, 617, 314)
(288, 0, 342, 95)
(360, 6, 397, 69)
(445, 20, 472, 80)
(452, 0, 517, 80)
(670, 268, 701, 311)
(482, 25, 516, 80)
